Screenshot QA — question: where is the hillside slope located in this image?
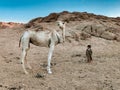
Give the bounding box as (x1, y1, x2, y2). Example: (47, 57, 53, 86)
(25, 11, 120, 42)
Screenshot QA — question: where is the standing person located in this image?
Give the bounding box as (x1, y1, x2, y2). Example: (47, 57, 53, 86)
(86, 45, 93, 63)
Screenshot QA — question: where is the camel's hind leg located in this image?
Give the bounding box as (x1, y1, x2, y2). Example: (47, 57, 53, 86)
(21, 48, 29, 74)
(20, 32, 31, 74)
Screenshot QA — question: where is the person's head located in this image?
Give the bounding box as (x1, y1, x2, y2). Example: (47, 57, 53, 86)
(87, 45, 91, 48)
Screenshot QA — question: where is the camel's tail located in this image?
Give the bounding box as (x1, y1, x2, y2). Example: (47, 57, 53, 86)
(19, 36, 22, 47)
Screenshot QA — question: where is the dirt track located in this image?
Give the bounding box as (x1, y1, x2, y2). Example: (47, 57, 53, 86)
(0, 28, 120, 90)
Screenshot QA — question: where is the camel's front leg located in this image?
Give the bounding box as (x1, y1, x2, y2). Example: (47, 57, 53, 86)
(47, 44, 55, 74)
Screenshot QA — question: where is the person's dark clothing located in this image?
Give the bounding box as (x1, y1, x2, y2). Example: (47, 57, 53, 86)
(86, 48, 92, 62)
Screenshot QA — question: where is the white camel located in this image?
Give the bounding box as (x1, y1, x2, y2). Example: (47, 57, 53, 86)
(19, 21, 66, 74)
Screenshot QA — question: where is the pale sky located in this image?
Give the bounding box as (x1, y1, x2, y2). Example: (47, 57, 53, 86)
(0, 0, 120, 23)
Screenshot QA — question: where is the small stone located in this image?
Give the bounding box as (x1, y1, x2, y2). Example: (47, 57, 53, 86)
(9, 53, 13, 55)
(4, 86, 8, 88)
(35, 73, 45, 78)
(48, 87, 52, 90)
(51, 63, 56, 66)
(15, 57, 20, 60)
(0, 85, 2, 87)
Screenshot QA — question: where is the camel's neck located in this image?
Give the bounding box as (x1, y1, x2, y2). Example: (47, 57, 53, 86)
(62, 27, 65, 42)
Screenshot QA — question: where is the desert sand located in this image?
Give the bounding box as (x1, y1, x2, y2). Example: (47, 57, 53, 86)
(0, 11, 120, 90)
(0, 28, 120, 90)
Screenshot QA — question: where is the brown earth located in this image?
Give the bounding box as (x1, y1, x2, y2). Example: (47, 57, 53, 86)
(0, 22, 23, 29)
(0, 11, 120, 90)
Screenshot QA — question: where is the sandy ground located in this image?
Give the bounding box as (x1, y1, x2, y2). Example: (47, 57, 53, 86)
(0, 28, 120, 90)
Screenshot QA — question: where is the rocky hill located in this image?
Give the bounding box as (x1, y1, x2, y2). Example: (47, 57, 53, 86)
(25, 11, 120, 42)
(28, 11, 120, 23)
(0, 22, 23, 29)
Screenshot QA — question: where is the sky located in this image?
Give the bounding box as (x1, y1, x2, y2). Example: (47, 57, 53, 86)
(0, 0, 120, 23)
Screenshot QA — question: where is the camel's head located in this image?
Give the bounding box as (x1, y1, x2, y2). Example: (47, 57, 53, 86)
(57, 21, 66, 42)
(57, 21, 66, 30)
